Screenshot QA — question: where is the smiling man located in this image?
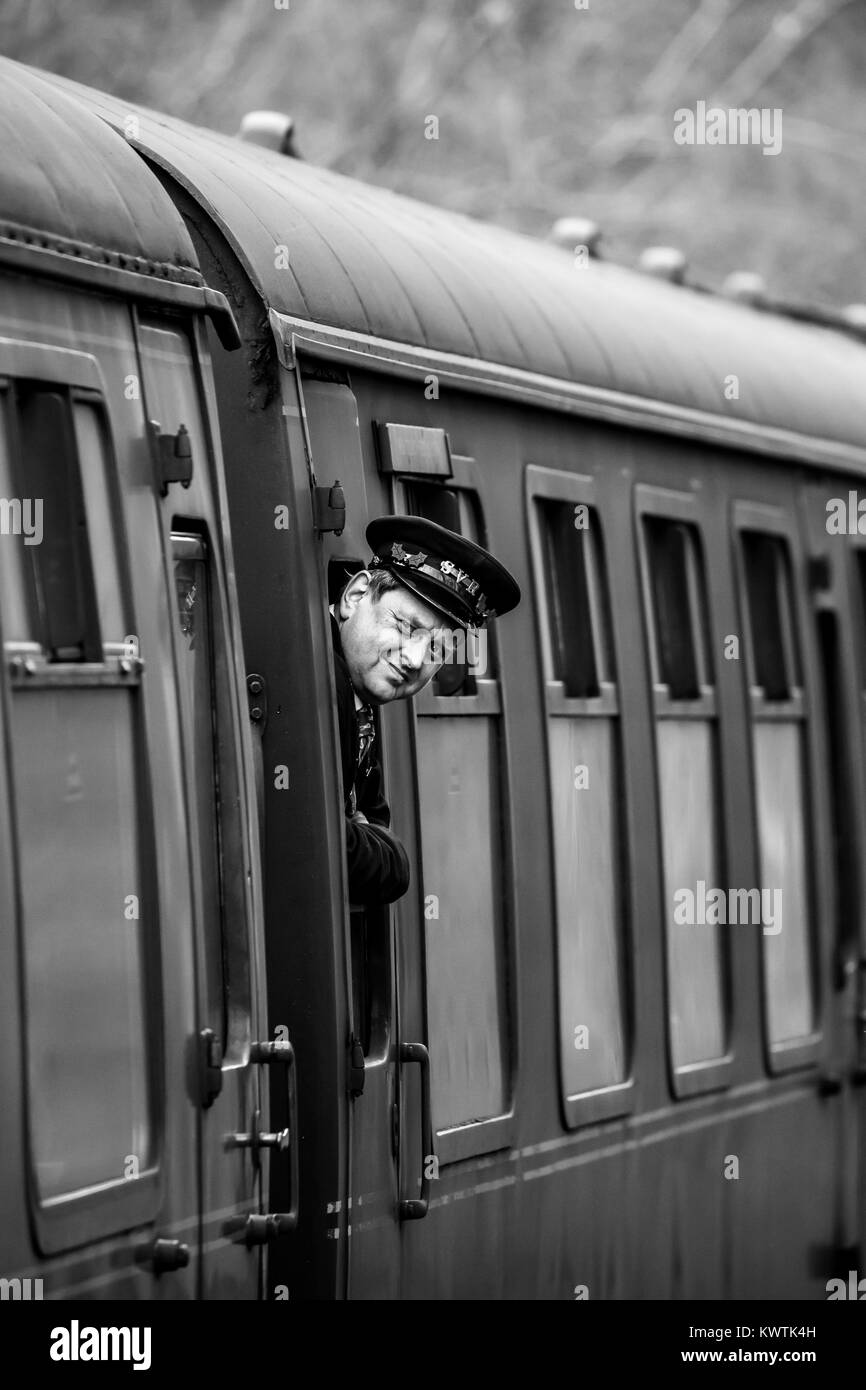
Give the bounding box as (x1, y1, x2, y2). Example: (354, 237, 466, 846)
(329, 514, 520, 907)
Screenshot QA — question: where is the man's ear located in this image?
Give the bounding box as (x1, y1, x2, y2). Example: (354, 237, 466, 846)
(339, 569, 372, 620)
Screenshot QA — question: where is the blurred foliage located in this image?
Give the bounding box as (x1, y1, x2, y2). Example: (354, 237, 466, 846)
(2, 0, 866, 305)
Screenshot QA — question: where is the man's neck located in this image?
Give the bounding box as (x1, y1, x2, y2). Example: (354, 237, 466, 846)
(330, 604, 365, 711)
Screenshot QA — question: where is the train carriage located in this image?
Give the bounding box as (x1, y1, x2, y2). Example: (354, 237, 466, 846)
(2, 56, 866, 1299)
(0, 65, 270, 1299)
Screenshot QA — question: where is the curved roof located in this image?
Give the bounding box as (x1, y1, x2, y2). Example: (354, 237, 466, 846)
(0, 60, 200, 282)
(27, 63, 866, 452)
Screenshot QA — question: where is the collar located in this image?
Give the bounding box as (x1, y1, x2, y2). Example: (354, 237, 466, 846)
(329, 605, 365, 711)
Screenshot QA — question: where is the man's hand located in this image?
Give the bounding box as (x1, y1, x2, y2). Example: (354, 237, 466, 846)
(350, 810, 369, 825)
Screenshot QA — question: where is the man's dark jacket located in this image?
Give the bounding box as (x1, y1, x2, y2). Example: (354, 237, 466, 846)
(330, 614, 410, 905)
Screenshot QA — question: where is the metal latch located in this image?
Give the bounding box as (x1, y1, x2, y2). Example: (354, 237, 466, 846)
(150, 420, 193, 496)
(313, 479, 346, 534)
(199, 1028, 223, 1108)
(349, 1034, 365, 1098)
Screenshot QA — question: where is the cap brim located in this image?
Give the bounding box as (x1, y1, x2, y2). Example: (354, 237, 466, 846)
(381, 567, 474, 629)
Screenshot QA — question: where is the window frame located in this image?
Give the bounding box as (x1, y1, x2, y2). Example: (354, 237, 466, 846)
(169, 524, 254, 1070)
(527, 464, 634, 1126)
(394, 455, 516, 1165)
(636, 484, 733, 1099)
(732, 499, 822, 1074)
(0, 341, 163, 1253)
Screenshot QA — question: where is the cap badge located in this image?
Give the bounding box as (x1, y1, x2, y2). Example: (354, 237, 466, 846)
(390, 542, 427, 569)
(372, 537, 492, 623)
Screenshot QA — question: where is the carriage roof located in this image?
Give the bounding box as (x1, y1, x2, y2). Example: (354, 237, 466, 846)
(10, 60, 866, 455)
(0, 61, 201, 287)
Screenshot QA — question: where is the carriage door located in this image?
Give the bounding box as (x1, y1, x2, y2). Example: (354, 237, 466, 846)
(138, 318, 264, 1297)
(389, 459, 515, 1295)
(300, 375, 403, 1297)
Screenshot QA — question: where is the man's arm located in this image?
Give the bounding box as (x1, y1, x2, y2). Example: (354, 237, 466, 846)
(345, 810, 410, 905)
(346, 748, 410, 904)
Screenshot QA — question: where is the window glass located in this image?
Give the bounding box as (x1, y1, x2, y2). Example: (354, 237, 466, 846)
(754, 723, 813, 1041)
(539, 499, 599, 695)
(549, 718, 627, 1090)
(417, 719, 506, 1127)
(741, 529, 814, 1046)
(0, 379, 155, 1205)
(742, 533, 798, 697)
(0, 394, 29, 642)
(16, 385, 100, 662)
(73, 401, 126, 648)
(658, 720, 726, 1065)
(14, 690, 150, 1198)
(644, 518, 711, 697)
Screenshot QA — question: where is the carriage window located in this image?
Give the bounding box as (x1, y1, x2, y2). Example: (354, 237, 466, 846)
(742, 533, 799, 699)
(740, 529, 815, 1050)
(644, 517, 711, 697)
(406, 482, 510, 1148)
(15, 385, 101, 662)
(0, 393, 29, 641)
(534, 494, 629, 1116)
(538, 499, 606, 697)
(1, 380, 155, 1209)
(73, 401, 127, 651)
(641, 513, 727, 1084)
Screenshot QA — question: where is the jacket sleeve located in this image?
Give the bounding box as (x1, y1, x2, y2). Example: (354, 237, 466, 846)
(345, 813, 410, 906)
(347, 748, 410, 903)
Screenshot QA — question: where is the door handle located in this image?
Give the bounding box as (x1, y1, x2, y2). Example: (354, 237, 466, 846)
(399, 1042, 433, 1221)
(135, 1237, 190, 1274)
(251, 1039, 300, 1234)
(227, 1114, 290, 1154)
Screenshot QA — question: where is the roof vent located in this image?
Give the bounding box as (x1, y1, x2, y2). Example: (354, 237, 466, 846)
(842, 303, 866, 331)
(639, 246, 687, 284)
(549, 217, 602, 258)
(238, 111, 301, 158)
(721, 271, 767, 307)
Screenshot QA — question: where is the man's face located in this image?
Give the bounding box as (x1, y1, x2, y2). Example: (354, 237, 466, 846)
(338, 572, 459, 704)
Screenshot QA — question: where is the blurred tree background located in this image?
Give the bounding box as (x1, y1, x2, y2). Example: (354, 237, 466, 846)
(2, 0, 865, 305)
